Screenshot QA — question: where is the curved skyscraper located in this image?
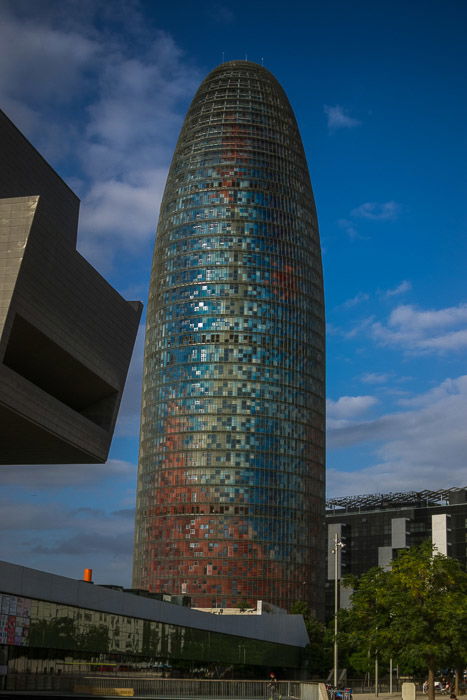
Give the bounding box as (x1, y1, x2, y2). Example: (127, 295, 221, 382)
(133, 61, 325, 614)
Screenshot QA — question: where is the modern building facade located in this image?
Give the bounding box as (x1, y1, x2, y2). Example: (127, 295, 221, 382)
(325, 487, 467, 619)
(0, 559, 309, 689)
(0, 109, 142, 463)
(133, 61, 325, 613)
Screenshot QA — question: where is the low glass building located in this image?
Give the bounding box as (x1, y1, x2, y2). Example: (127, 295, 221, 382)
(133, 61, 325, 614)
(0, 560, 308, 683)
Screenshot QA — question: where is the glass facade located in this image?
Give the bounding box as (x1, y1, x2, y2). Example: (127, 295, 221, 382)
(133, 61, 325, 613)
(0, 592, 301, 670)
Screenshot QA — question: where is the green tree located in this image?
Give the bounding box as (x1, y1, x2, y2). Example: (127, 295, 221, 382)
(29, 616, 77, 649)
(290, 601, 331, 677)
(341, 542, 467, 700)
(339, 566, 392, 677)
(78, 624, 109, 652)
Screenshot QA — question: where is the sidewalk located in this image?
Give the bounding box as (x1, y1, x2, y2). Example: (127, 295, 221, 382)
(353, 695, 466, 700)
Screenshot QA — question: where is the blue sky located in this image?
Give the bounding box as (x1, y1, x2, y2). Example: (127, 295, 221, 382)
(1, 0, 466, 585)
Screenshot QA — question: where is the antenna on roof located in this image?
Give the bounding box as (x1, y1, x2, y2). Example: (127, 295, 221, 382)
(261, 57, 264, 66)
(245, 53, 248, 61)
(222, 51, 225, 63)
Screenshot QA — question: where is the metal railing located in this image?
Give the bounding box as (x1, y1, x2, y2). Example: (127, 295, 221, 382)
(6, 674, 320, 698)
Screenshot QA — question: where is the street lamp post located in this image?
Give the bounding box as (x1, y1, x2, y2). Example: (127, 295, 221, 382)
(332, 533, 345, 688)
(375, 651, 378, 697)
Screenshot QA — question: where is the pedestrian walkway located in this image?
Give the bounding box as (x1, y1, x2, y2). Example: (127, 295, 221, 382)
(353, 694, 466, 700)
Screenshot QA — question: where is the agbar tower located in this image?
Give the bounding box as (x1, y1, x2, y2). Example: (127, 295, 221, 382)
(133, 61, 325, 615)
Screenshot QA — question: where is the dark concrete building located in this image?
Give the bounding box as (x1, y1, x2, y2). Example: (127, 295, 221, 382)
(0, 110, 142, 463)
(325, 487, 467, 619)
(133, 61, 325, 614)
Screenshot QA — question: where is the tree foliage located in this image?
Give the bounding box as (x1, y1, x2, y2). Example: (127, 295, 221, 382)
(340, 542, 467, 700)
(29, 616, 110, 652)
(290, 601, 331, 677)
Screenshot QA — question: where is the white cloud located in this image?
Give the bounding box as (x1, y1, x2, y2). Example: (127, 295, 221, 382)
(0, 458, 137, 585)
(0, 2, 200, 273)
(338, 218, 362, 240)
(30, 530, 134, 557)
(81, 174, 162, 237)
(0, 502, 132, 537)
(338, 201, 401, 240)
(324, 105, 361, 130)
(0, 459, 134, 490)
(351, 200, 401, 221)
(371, 302, 467, 354)
(390, 303, 467, 331)
(397, 375, 467, 408)
(0, 12, 99, 104)
(0, 505, 135, 585)
(327, 375, 467, 497)
(382, 280, 412, 298)
(76, 29, 200, 268)
(327, 395, 378, 427)
(340, 291, 370, 309)
(78, 170, 167, 268)
(114, 324, 145, 438)
(344, 315, 375, 339)
(360, 372, 391, 384)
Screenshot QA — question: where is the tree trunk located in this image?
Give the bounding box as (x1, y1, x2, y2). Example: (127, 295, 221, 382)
(428, 667, 435, 700)
(455, 666, 463, 696)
